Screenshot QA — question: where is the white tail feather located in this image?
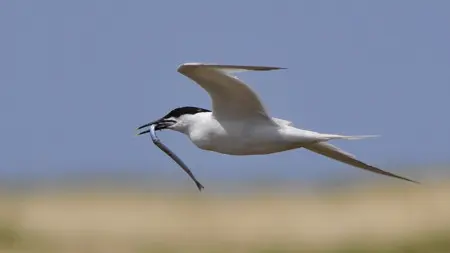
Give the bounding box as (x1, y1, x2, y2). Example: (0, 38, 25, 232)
(339, 135, 380, 140)
(320, 134, 380, 141)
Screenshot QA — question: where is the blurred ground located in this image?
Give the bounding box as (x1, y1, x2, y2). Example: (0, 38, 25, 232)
(0, 169, 449, 253)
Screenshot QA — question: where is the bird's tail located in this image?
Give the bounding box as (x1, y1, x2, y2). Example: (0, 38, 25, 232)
(318, 134, 380, 141)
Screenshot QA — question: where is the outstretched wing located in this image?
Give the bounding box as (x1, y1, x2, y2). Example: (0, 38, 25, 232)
(177, 62, 286, 122)
(304, 142, 419, 184)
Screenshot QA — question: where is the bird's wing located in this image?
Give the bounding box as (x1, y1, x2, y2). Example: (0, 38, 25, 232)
(177, 63, 286, 121)
(304, 142, 419, 184)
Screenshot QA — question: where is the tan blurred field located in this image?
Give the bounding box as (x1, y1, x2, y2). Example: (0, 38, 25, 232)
(1, 177, 450, 253)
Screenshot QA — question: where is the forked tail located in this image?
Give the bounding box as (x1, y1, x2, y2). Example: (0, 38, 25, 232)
(319, 134, 380, 141)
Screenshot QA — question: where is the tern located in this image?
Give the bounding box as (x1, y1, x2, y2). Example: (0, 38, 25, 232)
(137, 62, 419, 191)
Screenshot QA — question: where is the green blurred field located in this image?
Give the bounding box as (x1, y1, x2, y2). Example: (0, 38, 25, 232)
(1, 175, 450, 253)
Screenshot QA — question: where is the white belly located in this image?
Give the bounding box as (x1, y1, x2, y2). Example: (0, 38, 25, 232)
(188, 123, 299, 155)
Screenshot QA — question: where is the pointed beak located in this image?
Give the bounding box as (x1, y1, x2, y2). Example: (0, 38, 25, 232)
(136, 125, 151, 136)
(136, 118, 174, 135)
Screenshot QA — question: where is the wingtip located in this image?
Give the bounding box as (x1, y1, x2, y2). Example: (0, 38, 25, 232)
(177, 62, 287, 72)
(385, 171, 420, 185)
(408, 178, 421, 185)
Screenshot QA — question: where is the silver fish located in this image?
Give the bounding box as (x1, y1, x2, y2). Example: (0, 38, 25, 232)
(145, 124, 204, 191)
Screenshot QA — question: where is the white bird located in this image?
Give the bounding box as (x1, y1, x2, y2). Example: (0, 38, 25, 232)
(137, 62, 419, 190)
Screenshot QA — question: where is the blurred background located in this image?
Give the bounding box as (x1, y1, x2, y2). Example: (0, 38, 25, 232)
(1, 0, 450, 252)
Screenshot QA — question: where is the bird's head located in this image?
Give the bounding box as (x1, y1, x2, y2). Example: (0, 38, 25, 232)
(137, 106, 211, 135)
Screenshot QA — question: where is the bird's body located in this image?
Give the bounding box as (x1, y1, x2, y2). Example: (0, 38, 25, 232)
(185, 112, 297, 155)
(138, 62, 419, 190)
(175, 111, 353, 155)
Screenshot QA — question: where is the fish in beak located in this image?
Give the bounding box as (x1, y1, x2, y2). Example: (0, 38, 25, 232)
(136, 121, 204, 191)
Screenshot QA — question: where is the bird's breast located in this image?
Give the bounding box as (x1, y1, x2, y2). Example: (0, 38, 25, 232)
(189, 125, 230, 152)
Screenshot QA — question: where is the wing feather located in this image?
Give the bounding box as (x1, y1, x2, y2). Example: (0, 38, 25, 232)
(177, 63, 285, 121)
(304, 142, 419, 184)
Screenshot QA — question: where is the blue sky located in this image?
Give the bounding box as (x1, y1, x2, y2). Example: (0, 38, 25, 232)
(1, 1, 449, 187)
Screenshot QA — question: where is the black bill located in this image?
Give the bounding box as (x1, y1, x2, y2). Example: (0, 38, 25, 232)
(137, 118, 175, 135)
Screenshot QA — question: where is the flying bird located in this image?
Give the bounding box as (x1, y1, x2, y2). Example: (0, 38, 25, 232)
(137, 62, 419, 190)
